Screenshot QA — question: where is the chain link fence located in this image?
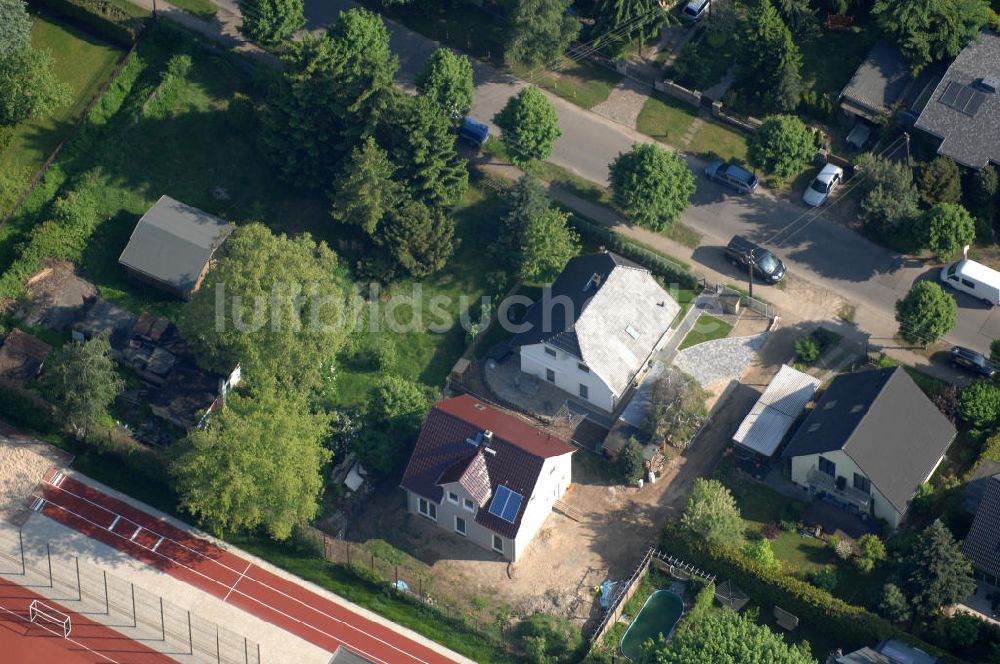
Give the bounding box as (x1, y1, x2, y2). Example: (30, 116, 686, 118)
(0, 524, 260, 664)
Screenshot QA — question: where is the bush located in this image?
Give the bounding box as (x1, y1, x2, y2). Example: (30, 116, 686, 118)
(991, 338, 1000, 364)
(620, 439, 645, 486)
(944, 611, 982, 648)
(795, 335, 820, 363)
(290, 523, 324, 558)
(30, 0, 143, 46)
(810, 567, 837, 593)
(835, 538, 853, 560)
(671, 42, 714, 90)
(227, 92, 257, 132)
(761, 522, 780, 540)
(895, 281, 956, 345)
(513, 613, 583, 664)
(959, 381, 1000, 428)
(746, 115, 816, 183)
(931, 384, 960, 424)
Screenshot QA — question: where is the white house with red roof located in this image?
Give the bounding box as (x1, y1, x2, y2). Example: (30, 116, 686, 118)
(400, 395, 575, 561)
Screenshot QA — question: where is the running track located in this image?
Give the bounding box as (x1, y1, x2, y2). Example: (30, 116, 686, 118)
(0, 577, 173, 663)
(35, 472, 460, 664)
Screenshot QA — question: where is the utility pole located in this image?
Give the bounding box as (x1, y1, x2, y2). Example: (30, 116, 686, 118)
(747, 247, 755, 299)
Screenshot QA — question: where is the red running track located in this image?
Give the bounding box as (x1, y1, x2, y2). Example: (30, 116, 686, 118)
(35, 473, 459, 664)
(0, 577, 174, 664)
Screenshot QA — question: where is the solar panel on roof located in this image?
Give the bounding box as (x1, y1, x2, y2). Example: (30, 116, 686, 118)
(488, 485, 523, 523)
(940, 80, 962, 106)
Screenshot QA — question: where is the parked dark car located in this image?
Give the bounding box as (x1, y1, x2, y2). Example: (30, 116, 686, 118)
(724, 235, 785, 284)
(950, 346, 996, 378)
(704, 160, 758, 194)
(458, 117, 490, 149)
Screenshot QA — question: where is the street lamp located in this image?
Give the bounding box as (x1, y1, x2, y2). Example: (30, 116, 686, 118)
(747, 247, 755, 299)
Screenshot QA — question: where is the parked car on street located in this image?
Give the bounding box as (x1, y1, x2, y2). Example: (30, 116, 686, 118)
(802, 163, 844, 207)
(940, 257, 1000, 306)
(724, 235, 785, 284)
(682, 0, 712, 21)
(704, 160, 758, 194)
(950, 346, 996, 378)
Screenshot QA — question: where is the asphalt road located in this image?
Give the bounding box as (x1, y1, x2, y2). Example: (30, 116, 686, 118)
(305, 0, 1000, 353)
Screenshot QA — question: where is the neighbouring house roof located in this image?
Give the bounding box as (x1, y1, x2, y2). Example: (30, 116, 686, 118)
(733, 365, 820, 458)
(836, 640, 941, 664)
(836, 646, 894, 664)
(511, 252, 680, 398)
(118, 195, 232, 295)
(0, 329, 53, 381)
(783, 367, 956, 515)
(965, 459, 1000, 512)
(964, 474, 1000, 580)
(914, 31, 1000, 168)
(840, 40, 915, 119)
(400, 395, 575, 540)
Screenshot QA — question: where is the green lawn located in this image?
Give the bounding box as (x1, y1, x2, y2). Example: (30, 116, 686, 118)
(637, 93, 748, 162)
(510, 58, 622, 110)
(678, 314, 732, 350)
(0, 16, 123, 215)
(166, 0, 217, 19)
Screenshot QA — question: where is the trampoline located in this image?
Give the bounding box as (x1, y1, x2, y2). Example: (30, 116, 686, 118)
(620, 590, 684, 661)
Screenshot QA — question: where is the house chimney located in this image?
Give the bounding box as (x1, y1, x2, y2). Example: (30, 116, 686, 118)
(483, 430, 493, 443)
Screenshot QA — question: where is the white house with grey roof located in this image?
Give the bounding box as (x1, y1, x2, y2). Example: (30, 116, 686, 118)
(512, 252, 680, 413)
(119, 196, 233, 298)
(914, 31, 1000, 169)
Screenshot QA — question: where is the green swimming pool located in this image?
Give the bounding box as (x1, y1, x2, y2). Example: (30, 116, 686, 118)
(620, 589, 684, 661)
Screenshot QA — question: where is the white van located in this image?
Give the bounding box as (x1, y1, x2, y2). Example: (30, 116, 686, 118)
(940, 258, 1000, 306)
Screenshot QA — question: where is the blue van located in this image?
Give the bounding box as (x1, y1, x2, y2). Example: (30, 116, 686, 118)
(459, 117, 490, 149)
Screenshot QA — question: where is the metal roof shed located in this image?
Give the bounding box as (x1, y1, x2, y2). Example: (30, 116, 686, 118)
(732, 365, 820, 458)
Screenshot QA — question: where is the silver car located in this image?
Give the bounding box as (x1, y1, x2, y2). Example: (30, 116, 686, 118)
(803, 163, 844, 207)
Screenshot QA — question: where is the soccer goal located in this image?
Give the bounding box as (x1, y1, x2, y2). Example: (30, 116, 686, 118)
(29, 600, 71, 638)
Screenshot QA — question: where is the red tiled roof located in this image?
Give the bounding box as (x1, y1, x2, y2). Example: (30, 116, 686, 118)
(401, 395, 574, 539)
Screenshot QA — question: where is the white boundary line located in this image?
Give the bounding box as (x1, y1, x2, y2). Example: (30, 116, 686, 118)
(38, 486, 432, 664)
(224, 562, 253, 603)
(0, 600, 119, 664)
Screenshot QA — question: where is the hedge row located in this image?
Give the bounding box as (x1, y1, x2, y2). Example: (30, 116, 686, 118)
(0, 384, 54, 434)
(660, 523, 961, 662)
(567, 214, 699, 289)
(30, 0, 143, 47)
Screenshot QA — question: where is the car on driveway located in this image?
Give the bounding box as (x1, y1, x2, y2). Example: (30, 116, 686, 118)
(950, 346, 996, 378)
(803, 163, 844, 207)
(704, 160, 758, 194)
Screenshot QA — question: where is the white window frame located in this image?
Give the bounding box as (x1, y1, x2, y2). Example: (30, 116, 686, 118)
(417, 497, 437, 521)
(492, 534, 504, 553)
(455, 516, 466, 536)
(463, 498, 476, 513)
(447, 491, 459, 504)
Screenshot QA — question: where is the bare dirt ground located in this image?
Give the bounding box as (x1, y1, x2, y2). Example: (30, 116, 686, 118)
(0, 422, 71, 523)
(344, 322, 800, 628)
(18, 259, 95, 330)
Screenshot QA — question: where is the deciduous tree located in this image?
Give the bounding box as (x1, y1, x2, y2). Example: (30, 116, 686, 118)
(682, 478, 745, 548)
(644, 369, 707, 448)
(0, 44, 71, 126)
(519, 207, 580, 282)
(171, 388, 332, 540)
(38, 333, 124, 437)
(505, 0, 580, 67)
(609, 143, 695, 231)
(959, 380, 1000, 428)
(179, 223, 350, 392)
(895, 281, 956, 345)
(493, 87, 562, 165)
(416, 48, 474, 120)
(0, 0, 32, 61)
(239, 0, 305, 45)
(873, 0, 990, 72)
(747, 115, 815, 183)
(923, 202, 976, 260)
(899, 519, 976, 616)
(353, 375, 430, 475)
(744, 539, 780, 570)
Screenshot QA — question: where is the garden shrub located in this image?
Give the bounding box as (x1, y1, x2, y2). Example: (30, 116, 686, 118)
(959, 381, 1000, 428)
(513, 613, 584, 664)
(810, 567, 837, 593)
(795, 335, 820, 363)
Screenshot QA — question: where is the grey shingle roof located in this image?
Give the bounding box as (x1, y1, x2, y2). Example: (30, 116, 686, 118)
(914, 31, 1000, 168)
(511, 252, 680, 397)
(840, 40, 915, 118)
(964, 474, 1000, 579)
(783, 367, 956, 514)
(118, 196, 232, 294)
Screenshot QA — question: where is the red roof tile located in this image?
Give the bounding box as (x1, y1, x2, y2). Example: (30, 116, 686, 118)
(401, 396, 574, 539)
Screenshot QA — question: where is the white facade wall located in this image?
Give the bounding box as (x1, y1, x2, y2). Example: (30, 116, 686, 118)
(513, 452, 573, 561)
(789, 450, 903, 529)
(520, 342, 617, 412)
(404, 451, 573, 562)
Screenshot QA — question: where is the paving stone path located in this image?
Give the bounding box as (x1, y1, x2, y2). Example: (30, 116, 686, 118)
(591, 78, 653, 129)
(673, 333, 769, 387)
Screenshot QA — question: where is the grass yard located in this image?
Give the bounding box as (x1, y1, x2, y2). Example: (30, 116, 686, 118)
(509, 58, 622, 110)
(677, 314, 732, 350)
(166, 0, 217, 19)
(0, 15, 123, 215)
(637, 93, 748, 162)
(799, 27, 878, 99)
